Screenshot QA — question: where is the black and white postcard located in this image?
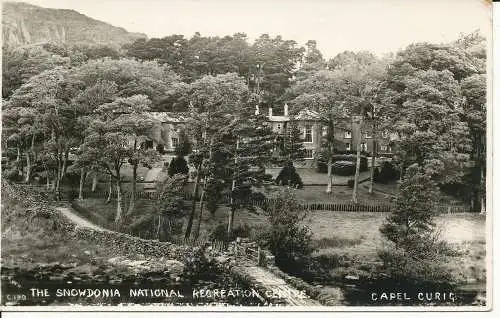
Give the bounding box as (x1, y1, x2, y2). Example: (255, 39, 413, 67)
(0, 0, 493, 313)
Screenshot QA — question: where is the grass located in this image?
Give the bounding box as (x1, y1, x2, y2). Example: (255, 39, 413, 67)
(266, 185, 393, 205)
(265, 168, 371, 185)
(1, 187, 125, 269)
(75, 192, 487, 288)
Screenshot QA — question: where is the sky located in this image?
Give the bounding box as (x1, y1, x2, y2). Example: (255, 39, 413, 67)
(9, 0, 492, 58)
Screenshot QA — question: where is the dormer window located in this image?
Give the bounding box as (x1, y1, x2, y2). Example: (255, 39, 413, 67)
(344, 131, 352, 139)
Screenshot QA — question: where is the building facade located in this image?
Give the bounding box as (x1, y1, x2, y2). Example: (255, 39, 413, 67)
(142, 106, 395, 164)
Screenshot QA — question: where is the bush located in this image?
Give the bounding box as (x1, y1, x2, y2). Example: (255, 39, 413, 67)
(168, 156, 189, 177)
(332, 161, 356, 176)
(258, 188, 314, 276)
(3, 168, 23, 182)
(317, 155, 368, 174)
(374, 161, 399, 184)
(210, 223, 252, 242)
(275, 162, 303, 188)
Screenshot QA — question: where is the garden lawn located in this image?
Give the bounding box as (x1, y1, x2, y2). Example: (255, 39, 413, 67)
(265, 168, 371, 185)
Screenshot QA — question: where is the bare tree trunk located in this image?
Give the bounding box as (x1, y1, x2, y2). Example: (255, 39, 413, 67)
(127, 163, 138, 215)
(185, 163, 201, 239)
(227, 138, 239, 239)
(55, 149, 63, 201)
(326, 155, 333, 193)
(128, 139, 138, 215)
(115, 172, 122, 223)
(24, 150, 31, 183)
(195, 136, 215, 239)
(45, 164, 50, 189)
(369, 139, 376, 194)
(480, 168, 486, 214)
(352, 116, 363, 204)
(194, 183, 207, 240)
(91, 172, 98, 192)
(61, 149, 69, 178)
(78, 167, 85, 200)
(16, 147, 20, 162)
(106, 175, 113, 204)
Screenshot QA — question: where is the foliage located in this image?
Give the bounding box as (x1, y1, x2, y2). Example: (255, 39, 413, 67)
(210, 223, 252, 242)
(275, 162, 304, 188)
(258, 188, 314, 275)
(332, 161, 356, 176)
(379, 164, 454, 283)
(374, 161, 400, 184)
(168, 156, 189, 177)
(174, 129, 193, 157)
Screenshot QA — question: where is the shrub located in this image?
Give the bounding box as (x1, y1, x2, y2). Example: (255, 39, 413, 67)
(374, 161, 399, 184)
(317, 155, 368, 174)
(332, 161, 356, 176)
(3, 168, 23, 182)
(168, 156, 189, 177)
(379, 165, 455, 285)
(258, 188, 314, 276)
(275, 162, 303, 188)
(210, 223, 252, 242)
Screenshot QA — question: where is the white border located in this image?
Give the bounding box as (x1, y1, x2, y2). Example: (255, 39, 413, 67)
(1, 0, 497, 316)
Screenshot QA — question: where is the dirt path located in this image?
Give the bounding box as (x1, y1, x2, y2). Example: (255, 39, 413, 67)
(56, 207, 106, 231)
(239, 265, 322, 306)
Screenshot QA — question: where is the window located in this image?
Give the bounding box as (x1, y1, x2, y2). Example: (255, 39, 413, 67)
(171, 137, 179, 148)
(361, 142, 368, 152)
(379, 145, 388, 152)
(365, 132, 372, 139)
(382, 130, 389, 138)
(322, 126, 328, 136)
(304, 125, 313, 143)
(277, 123, 281, 130)
(304, 149, 314, 159)
(345, 143, 351, 151)
(344, 131, 352, 139)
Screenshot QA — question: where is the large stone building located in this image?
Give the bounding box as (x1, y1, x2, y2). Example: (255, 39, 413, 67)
(267, 105, 395, 166)
(143, 105, 395, 165)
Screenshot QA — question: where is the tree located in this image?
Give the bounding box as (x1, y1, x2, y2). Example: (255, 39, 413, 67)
(2, 45, 70, 98)
(6, 67, 81, 198)
(274, 122, 305, 187)
(258, 188, 314, 275)
(381, 43, 474, 187)
(81, 95, 154, 222)
(379, 165, 452, 283)
(168, 156, 189, 177)
(155, 174, 188, 241)
(183, 73, 249, 239)
(327, 51, 386, 203)
(287, 69, 347, 193)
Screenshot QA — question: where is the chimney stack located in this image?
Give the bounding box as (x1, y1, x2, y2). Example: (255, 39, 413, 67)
(268, 107, 273, 118)
(284, 103, 289, 116)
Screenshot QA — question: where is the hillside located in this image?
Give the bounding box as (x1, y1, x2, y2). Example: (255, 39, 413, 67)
(2, 1, 147, 48)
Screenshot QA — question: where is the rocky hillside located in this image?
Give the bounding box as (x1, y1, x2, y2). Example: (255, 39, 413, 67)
(2, 2, 147, 48)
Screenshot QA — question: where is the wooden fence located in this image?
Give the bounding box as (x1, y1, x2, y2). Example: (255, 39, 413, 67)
(169, 237, 228, 253)
(22, 184, 474, 214)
